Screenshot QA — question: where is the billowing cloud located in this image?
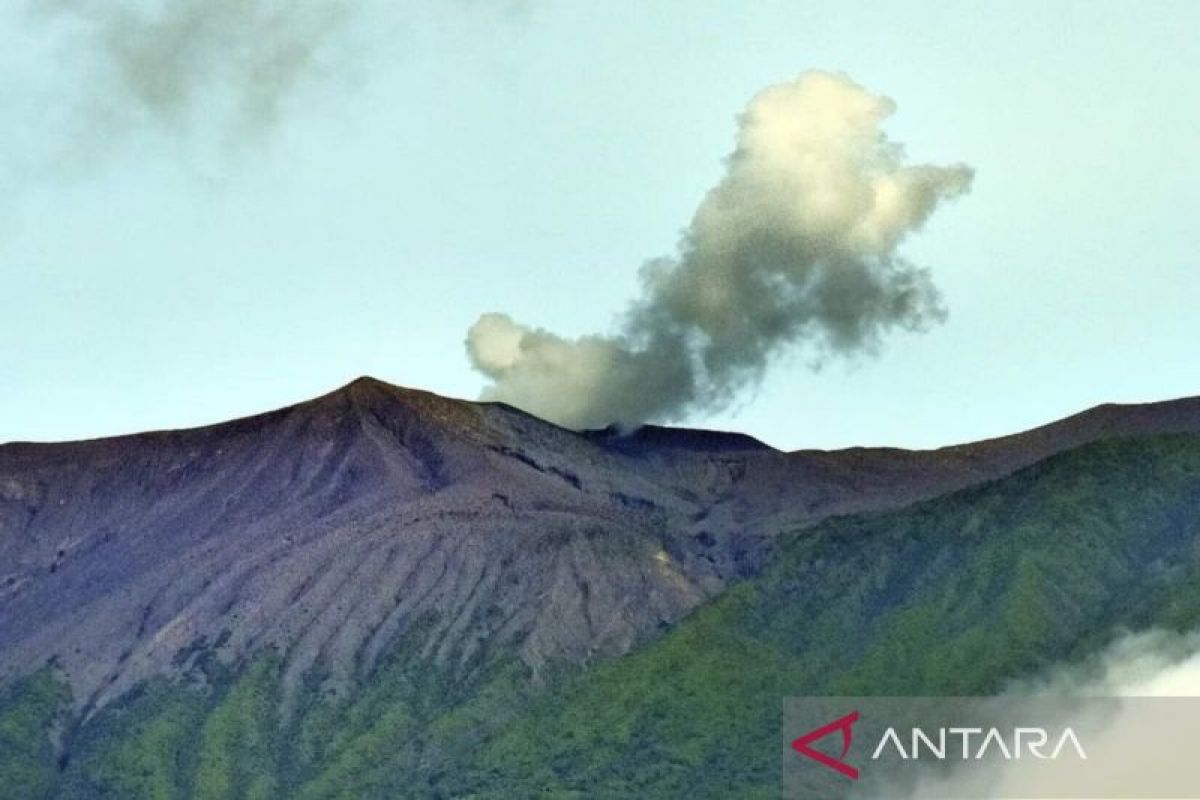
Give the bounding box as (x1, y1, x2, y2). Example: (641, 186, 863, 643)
(467, 70, 974, 430)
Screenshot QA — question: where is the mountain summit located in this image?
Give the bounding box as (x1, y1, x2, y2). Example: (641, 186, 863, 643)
(4, 379, 1200, 719)
(4, 379, 1200, 796)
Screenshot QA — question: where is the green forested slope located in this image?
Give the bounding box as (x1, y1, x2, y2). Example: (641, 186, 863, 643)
(457, 434, 1200, 798)
(6, 434, 1200, 799)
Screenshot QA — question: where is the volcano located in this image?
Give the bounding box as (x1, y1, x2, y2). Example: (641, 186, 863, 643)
(3, 378, 1200, 798)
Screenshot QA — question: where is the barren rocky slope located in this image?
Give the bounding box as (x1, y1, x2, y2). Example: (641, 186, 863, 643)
(3, 377, 1200, 719)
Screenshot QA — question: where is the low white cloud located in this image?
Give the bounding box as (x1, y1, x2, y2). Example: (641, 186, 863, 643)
(867, 629, 1200, 800)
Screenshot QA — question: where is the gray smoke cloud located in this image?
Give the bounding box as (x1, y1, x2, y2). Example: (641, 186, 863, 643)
(867, 629, 1200, 799)
(33, 0, 352, 139)
(467, 70, 974, 430)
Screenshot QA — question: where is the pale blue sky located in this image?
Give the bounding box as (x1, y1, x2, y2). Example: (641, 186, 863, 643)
(1, 1, 1197, 450)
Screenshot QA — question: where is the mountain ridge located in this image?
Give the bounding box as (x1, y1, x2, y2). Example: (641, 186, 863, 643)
(8, 374, 1200, 457)
(3, 377, 1200, 720)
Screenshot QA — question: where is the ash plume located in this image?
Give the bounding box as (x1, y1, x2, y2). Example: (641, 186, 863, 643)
(31, 0, 353, 141)
(467, 71, 974, 430)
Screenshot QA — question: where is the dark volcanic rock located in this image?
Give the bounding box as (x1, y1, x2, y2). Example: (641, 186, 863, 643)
(2, 377, 1200, 715)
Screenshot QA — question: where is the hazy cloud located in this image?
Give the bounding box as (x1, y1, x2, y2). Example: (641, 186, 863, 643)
(32, 0, 353, 141)
(467, 71, 974, 430)
(868, 629, 1200, 799)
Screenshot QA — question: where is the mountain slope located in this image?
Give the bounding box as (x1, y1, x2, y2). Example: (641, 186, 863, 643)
(6, 378, 1200, 718)
(459, 433, 1200, 797)
(10, 432, 1200, 799)
(1, 378, 721, 716)
(3, 380, 1200, 798)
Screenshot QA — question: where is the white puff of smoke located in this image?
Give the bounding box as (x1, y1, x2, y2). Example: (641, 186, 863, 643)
(467, 70, 973, 430)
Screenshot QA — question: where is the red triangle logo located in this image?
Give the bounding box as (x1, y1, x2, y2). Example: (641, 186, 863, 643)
(791, 710, 860, 780)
